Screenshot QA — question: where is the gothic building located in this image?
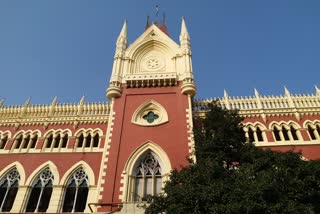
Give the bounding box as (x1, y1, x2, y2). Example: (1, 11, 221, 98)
(0, 17, 319, 214)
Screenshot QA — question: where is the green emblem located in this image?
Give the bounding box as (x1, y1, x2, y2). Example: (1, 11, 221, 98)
(143, 111, 159, 124)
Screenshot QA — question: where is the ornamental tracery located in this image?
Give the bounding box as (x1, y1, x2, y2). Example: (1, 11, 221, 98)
(131, 100, 168, 126)
(135, 153, 162, 176)
(11, 131, 40, 152)
(25, 168, 54, 212)
(133, 152, 162, 201)
(62, 168, 89, 213)
(0, 168, 20, 212)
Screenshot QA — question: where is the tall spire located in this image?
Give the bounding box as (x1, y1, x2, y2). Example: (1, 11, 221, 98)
(180, 17, 190, 47)
(116, 20, 127, 53)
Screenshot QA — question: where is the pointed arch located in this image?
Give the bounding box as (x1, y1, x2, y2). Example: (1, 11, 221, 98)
(0, 166, 21, 212)
(74, 128, 103, 137)
(0, 162, 25, 185)
(0, 130, 12, 139)
(24, 167, 54, 213)
(60, 161, 93, 213)
(131, 100, 169, 126)
(126, 25, 179, 58)
(121, 141, 171, 202)
(124, 141, 171, 175)
(60, 161, 95, 186)
(12, 130, 41, 139)
(43, 129, 72, 138)
(25, 161, 59, 186)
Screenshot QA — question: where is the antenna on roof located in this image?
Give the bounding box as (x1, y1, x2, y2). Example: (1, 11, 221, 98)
(146, 15, 150, 28)
(162, 12, 166, 25)
(155, 4, 159, 24)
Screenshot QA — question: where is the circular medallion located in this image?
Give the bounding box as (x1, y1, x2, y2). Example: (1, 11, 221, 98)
(143, 57, 164, 71)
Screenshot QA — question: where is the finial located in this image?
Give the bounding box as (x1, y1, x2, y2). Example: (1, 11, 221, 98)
(284, 86, 290, 95)
(315, 85, 320, 96)
(116, 20, 128, 53)
(0, 99, 4, 107)
(118, 20, 127, 40)
(180, 17, 190, 44)
(80, 96, 85, 105)
(254, 88, 260, 97)
(224, 89, 229, 98)
(24, 97, 31, 107)
(51, 96, 58, 105)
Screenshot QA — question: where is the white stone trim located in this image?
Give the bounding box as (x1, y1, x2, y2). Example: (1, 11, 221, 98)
(120, 141, 171, 202)
(131, 100, 168, 127)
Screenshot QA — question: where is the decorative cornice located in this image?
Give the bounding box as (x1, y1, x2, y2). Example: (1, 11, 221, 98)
(0, 98, 110, 127)
(194, 88, 320, 119)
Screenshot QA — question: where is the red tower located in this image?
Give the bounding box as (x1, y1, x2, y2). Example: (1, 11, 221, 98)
(100, 18, 196, 212)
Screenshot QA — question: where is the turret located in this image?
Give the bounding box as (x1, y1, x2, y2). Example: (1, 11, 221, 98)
(106, 20, 127, 100)
(179, 17, 196, 97)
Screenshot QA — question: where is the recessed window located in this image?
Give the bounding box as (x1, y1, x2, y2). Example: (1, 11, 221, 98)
(133, 152, 162, 201)
(25, 169, 53, 212)
(0, 168, 20, 212)
(0, 134, 8, 150)
(131, 100, 169, 126)
(76, 132, 100, 150)
(44, 132, 69, 150)
(62, 168, 89, 213)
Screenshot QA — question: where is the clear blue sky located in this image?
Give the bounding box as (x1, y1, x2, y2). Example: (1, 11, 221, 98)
(0, 0, 319, 105)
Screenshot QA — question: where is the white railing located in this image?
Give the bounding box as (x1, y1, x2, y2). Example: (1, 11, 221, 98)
(0, 97, 110, 119)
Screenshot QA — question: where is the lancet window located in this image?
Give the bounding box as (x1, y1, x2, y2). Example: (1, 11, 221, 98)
(272, 124, 300, 142)
(44, 131, 69, 151)
(133, 152, 162, 201)
(12, 132, 38, 151)
(25, 168, 54, 213)
(306, 123, 320, 140)
(75, 131, 100, 150)
(0, 168, 20, 212)
(0, 133, 9, 150)
(244, 125, 265, 143)
(62, 168, 89, 213)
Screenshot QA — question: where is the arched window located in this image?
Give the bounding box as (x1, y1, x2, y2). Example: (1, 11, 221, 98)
(53, 134, 61, 148)
(14, 135, 23, 149)
(46, 134, 53, 148)
(62, 168, 88, 213)
(85, 134, 91, 148)
(290, 126, 299, 141)
(282, 127, 290, 141)
(77, 134, 84, 148)
(256, 127, 264, 142)
(93, 133, 99, 147)
(30, 135, 38, 149)
(317, 125, 320, 138)
(0, 134, 9, 150)
(273, 127, 281, 141)
(61, 134, 68, 148)
(0, 168, 20, 212)
(25, 168, 53, 212)
(308, 125, 317, 140)
(247, 128, 254, 142)
(75, 132, 100, 150)
(133, 152, 162, 201)
(44, 132, 69, 151)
